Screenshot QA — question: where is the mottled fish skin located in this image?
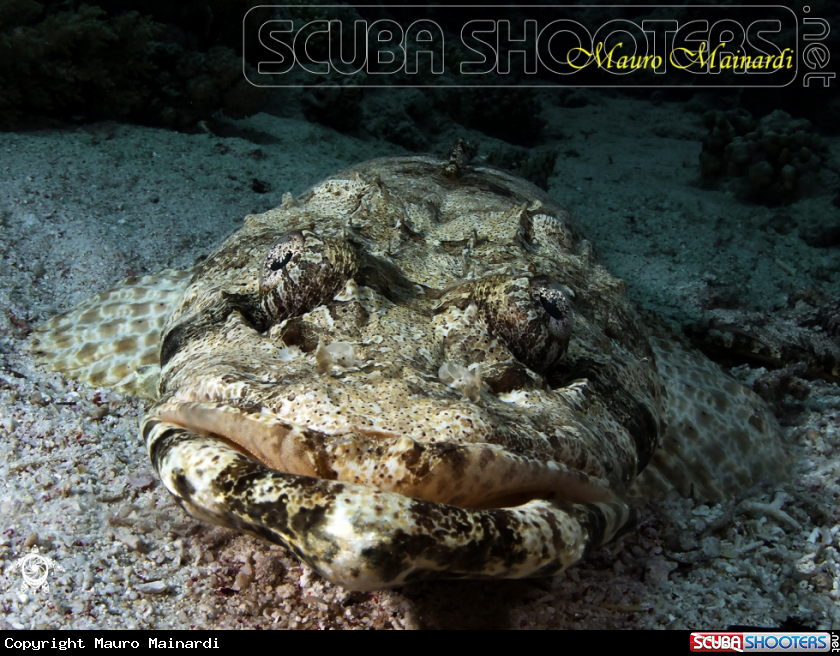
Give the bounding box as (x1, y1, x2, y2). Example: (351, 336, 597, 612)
(33, 154, 787, 590)
(142, 154, 657, 588)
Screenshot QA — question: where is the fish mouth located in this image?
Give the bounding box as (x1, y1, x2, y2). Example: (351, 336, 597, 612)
(154, 400, 616, 510)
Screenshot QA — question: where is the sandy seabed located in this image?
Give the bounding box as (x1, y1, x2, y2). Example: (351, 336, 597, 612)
(0, 93, 838, 629)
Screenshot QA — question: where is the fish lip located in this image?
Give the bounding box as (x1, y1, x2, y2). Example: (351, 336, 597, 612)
(152, 400, 618, 510)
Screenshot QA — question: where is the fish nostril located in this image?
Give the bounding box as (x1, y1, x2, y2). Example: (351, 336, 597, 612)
(438, 362, 482, 401)
(279, 317, 322, 353)
(483, 364, 535, 395)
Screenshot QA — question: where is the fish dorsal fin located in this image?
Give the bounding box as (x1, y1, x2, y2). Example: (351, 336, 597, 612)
(31, 270, 193, 399)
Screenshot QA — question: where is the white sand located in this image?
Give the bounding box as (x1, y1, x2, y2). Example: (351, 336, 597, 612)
(0, 93, 838, 629)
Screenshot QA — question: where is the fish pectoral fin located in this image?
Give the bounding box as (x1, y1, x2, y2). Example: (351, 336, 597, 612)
(31, 269, 192, 397)
(636, 335, 789, 502)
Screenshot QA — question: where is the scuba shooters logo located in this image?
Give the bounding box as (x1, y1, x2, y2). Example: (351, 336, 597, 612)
(692, 634, 746, 652)
(243, 4, 807, 87)
(690, 632, 835, 652)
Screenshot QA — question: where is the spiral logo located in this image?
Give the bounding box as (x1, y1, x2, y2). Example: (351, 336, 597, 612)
(19, 553, 50, 588)
(6, 547, 65, 595)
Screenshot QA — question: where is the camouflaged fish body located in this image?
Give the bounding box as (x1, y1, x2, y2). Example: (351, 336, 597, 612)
(32, 155, 786, 590)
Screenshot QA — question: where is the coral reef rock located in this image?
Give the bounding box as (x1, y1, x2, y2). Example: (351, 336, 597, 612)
(699, 109, 832, 205)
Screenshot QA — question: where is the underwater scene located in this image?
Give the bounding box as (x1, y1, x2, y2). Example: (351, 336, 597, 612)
(0, 0, 838, 630)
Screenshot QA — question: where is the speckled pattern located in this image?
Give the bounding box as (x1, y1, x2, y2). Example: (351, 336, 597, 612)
(32, 154, 787, 591)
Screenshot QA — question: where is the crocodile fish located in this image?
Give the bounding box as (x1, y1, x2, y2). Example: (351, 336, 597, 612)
(32, 152, 787, 591)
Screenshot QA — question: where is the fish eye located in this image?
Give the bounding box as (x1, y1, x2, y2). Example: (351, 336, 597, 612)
(539, 294, 564, 320)
(270, 252, 292, 271)
(474, 275, 573, 373)
(529, 275, 573, 344)
(258, 230, 359, 322)
(260, 231, 304, 293)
